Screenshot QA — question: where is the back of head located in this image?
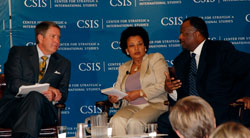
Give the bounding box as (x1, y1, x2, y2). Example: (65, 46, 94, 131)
(183, 16, 209, 39)
(209, 122, 250, 138)
(169, 96, 215, 138)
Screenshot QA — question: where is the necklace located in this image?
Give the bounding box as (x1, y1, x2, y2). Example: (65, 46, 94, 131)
(133, 64, 141, 72)
(134, 66, 138, 72)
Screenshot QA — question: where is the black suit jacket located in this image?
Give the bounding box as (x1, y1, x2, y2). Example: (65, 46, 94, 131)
(3, 46, 71, 103)
(172, 40, 250, 124)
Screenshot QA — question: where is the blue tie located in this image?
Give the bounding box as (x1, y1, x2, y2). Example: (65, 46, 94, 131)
(189, 53, 199, 96)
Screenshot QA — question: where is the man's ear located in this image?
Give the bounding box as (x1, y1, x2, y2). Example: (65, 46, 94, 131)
(213, 117, 216, 128)
(37, 34, 44, 44)
(125, 49, 129, 55)
(175, 130, 184, 138)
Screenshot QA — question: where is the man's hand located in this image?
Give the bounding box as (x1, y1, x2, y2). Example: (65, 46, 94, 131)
(165, 72, 182, 93)
(108, 95, 118, 103)
(48, 86, 62, 102)
(236, 97, 250, 109)
(42, 87, 62, 102)
(42, 91, 54, 102)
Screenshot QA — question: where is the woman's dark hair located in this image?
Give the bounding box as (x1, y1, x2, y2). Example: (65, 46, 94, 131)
(183, 16, 209, 39)
(120, 27, 149, 57)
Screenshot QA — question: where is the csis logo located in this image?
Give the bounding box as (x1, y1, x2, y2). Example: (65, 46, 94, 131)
(79, 62, 101, 71)
(161, 16, 183, 26)
(111, 41, 121, 50)
(80, 105, 102, 114)
(24, 0, 48, 7)
(77, 20, 100, 29)
(166, 60, 174, 66)
(246, 14, 250, 22)
(26, 42, 36, 46)
(109, 0, 133, 7)
(193, 0, 216, 3)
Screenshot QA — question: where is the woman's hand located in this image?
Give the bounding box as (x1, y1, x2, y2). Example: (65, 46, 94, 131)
(124, 90, 141, 102)
(108, 95, 118, 103)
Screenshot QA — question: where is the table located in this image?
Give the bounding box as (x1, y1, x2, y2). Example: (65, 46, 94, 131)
(67, 133, 168, 138)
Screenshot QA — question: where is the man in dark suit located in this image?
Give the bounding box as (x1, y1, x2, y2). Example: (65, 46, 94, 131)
(157, 16, 250, 137)
(0, 21, 71, 138)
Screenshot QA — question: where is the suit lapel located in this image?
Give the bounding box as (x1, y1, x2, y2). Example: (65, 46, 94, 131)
(140, 54, 148, 83)
(28, 46, 39, 83)
(197, 41, 209, 82)
(121, 60, 132, 91)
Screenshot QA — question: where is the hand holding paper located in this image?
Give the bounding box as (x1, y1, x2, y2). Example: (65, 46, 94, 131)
(16, 83, 50, 98)
(101, 87, 127, 100)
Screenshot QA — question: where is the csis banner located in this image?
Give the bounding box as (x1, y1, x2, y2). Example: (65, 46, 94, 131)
(0, 0, 250, 136)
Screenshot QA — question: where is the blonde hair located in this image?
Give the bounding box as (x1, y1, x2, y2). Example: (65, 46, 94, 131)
(169, 96, 215, 138)
(209, 122, 250, 138)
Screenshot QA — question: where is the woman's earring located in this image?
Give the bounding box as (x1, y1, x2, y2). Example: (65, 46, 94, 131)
(145, 49, 147, 52)
(126, 52, 129, 55)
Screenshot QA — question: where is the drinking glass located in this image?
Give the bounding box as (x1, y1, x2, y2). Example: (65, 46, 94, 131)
(76, 123, 87, 138)
(147, 123, 157, 137)
(57, 126, 67, 138)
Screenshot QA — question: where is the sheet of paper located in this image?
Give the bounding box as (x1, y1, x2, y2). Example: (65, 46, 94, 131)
(101, 87, 127, 100)
(16, 83, 50, 98)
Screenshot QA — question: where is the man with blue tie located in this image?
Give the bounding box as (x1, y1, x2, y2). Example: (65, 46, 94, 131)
(0, 21, 71, 138)
(157, 16, 250, 137)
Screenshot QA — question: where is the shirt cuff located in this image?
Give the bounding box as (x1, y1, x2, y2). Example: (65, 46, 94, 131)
(169, 90, 177, 101)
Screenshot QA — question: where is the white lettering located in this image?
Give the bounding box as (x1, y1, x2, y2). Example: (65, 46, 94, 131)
(79, 63, 101, 71)
(246, 14, 250, 22)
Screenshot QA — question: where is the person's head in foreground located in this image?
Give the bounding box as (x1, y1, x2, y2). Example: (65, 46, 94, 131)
(169, 96, 216, 138)
(209, 122, 250, 138)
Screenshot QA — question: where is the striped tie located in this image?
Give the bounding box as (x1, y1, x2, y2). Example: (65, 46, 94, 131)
(38, 56, 48, 82)
(189, 53, 199, 96)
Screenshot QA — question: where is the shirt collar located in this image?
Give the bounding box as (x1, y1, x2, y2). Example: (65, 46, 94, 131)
(191, 40, 206, 56)
(36, 45, 51, 59)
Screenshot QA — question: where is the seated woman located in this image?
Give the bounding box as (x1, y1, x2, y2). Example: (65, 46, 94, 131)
(108, 27, 169, 136)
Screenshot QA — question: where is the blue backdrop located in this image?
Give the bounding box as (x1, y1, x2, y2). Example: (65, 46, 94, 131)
(0, 0, 250, 136)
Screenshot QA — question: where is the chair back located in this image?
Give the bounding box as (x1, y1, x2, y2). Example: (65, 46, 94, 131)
(0, 74, 6, 99)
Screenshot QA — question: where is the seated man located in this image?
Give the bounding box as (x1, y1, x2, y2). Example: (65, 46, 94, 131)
(169, 96, 216, 138)
(0, 21, 71, 138)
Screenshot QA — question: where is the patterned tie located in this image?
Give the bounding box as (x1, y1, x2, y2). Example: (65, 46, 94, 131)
(189, 53, 199, 96)
(38, 56, 48, 82)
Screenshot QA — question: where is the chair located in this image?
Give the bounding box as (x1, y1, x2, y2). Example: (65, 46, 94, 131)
(230, 101, 250, 128)
(96, 67, 175, 118)
(0, 73, 66, 138)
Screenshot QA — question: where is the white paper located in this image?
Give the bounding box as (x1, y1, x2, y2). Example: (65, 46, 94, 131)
(16, 83, 50, 98)
(101, 87, 127, 100)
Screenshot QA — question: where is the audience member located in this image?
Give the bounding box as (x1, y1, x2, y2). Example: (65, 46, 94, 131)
(209, 122, 250, 138)
(108, 27, 169, 136)
(169, 96, 216, 138)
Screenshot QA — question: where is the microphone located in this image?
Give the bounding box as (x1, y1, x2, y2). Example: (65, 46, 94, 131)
(126, 71, 130, 75)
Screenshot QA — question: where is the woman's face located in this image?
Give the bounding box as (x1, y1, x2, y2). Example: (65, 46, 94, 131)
(126, 35, 146, 60)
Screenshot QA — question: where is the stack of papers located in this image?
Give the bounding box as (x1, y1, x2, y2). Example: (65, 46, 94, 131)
(101, 87, 127, 100)
(16, 83, 50, 98)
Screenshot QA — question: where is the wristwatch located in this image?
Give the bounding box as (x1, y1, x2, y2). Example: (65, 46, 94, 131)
(140, 90, 144, 97)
